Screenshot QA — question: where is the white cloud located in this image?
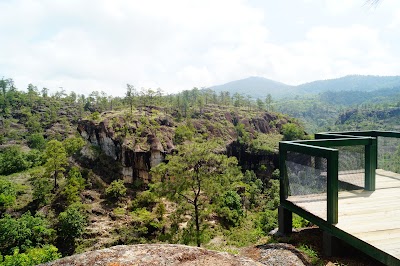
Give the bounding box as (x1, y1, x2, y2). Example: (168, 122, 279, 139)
(0, 0, 400, 96)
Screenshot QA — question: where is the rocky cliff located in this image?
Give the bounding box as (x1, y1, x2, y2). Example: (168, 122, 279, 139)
(77, 107, 293, 184)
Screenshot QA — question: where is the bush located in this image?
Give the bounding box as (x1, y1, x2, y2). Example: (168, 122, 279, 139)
(91, 112, 100, 120)
(105, 180, 127, 200)
(216, 190, 244, 227)
(281, 123, 304, 141)
(31, 174, 52, 206)
(256, 209, 278, 234)
(0, 146, 30, 175)
(62, 167, 86, 205)
(27, 133, 46, 151)
(63, 137, 85, 156)
(57, 204, 87, 255)
(0, 179, 17, 211)
(24, 149, 44, 167)
(293, 214, 311, 228)
(0, 245, 61, 266)
(242, 170, 263, 209)
(0, 212, 55, 255)
(173, 125, 194, 144)
(131, 190, 157, 211)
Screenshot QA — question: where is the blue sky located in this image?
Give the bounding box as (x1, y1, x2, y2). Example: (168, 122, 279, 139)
(1, 0, 400, 96)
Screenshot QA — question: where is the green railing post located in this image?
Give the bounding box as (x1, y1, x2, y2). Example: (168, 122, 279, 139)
(279, 143, 288, 201)
(327, 150, 339, 224)
(365, 138, 377, 191)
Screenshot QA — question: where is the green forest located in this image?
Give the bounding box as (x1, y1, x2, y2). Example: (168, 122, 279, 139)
(2, 75, 400, 265)
(0, 78, 311, 265)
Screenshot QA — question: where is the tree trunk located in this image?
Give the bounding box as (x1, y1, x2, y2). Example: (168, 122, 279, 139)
(54, 170, 58, 189)
(194, 198, 200, 247)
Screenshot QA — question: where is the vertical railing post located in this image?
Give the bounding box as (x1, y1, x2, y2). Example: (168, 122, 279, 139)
(279, 142, 288, 202)
(365, 138, 377, 191)
(327, 150, 338, 224)
(278, 142, 292, 234)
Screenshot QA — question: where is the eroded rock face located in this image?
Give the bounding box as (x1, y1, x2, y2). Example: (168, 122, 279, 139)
(77, 110, 291, 184)
(78, 120, 168, 183)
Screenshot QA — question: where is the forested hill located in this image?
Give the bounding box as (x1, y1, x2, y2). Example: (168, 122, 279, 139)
(210, 75, 400, 98)
(210, 76, 294, 98)
(0, 77, 314, 265)
(296, 75, 400, 94)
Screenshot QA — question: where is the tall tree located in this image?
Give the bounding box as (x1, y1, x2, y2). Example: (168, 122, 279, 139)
(44, 140, 68, 189)
(126, 84, 136, 115)
(265, 94, 273, 112)
(151, 142, 242, 247)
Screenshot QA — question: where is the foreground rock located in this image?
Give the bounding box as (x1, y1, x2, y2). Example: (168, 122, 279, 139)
(242, 243, 309, 266)
(42, 244, 307, 266)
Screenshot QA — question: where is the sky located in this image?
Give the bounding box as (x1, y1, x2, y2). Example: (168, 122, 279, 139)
(1, 0, 400, 96)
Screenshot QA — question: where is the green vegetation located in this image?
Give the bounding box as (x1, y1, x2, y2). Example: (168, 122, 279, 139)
(57, 204, 87, 255)
(0, 76, 309, 264)
(0, 212, 55, 255)
(44, 140, 68, 189)
(0, 245, 61, 266)
(105, 180, 127, 200)
(152, 141, 243, 247)
(0, 146, 32, 175)
(0, 179, 17, 212)
(298, 244, 320, 265)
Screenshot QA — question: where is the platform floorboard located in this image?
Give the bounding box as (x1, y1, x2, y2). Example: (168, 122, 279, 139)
(288, 169, 400, 260)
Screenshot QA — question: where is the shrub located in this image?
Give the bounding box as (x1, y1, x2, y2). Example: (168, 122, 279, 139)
(91, 112, 100, 120)
(281, 123, 304, 141)
(63, 137, 85, 156)
(293, 214, 311, 228)
(256, 209, 278, 234)
(0, 146, 30, 175)
(131, 190, 157, 211)
(216, 190, 244, 227)
(57, 204, 87, 255)
(0, 212, 55, 255)
(63, 167, 86, 205)
(0, 245, 61, 266)
(24, 149, 44, 167)
(27, 133, 46, 151)
(31, 175, 52, 206)
(173, 125, 194, 144)
(0, 179, 17, 211)
(105, 180, 127, 200)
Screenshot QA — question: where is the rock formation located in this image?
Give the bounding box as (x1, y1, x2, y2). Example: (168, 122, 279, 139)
(41, 244, 307, 266)
(77, 108, 292, 184)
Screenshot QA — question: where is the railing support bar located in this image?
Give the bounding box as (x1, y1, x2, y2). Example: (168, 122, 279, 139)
(365, 138, 377, 191)
(327, 150, 339, 224)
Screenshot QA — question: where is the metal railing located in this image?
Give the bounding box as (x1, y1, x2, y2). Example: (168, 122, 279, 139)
(280, 131, 380, 224)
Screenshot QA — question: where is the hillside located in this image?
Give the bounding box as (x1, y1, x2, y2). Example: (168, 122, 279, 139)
(210, 76, 295, 99)
(297, 75, 400, 94)
(209, 75, 400, 100)
(0, 78, 387, 266)
(0, 80, 315, 265)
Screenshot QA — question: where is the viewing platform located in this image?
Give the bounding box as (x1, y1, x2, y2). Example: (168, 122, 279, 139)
(279, 131, 400, 266)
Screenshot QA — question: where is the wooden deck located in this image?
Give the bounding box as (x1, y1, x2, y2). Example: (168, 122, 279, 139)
(288, 169, 400, 261)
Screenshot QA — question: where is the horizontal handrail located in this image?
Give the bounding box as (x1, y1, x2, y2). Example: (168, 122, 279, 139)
(279, 130, 386, 225)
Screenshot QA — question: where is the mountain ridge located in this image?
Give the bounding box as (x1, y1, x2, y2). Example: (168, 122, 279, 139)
(210, 75, 400, 98)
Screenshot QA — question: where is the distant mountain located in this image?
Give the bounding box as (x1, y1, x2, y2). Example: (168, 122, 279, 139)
(297, 75, 400, 93)
(209, 75, 400, 99)
(209, 76, 295, 99)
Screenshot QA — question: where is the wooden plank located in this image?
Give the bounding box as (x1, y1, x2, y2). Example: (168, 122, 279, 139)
(287, 171, 400, 262)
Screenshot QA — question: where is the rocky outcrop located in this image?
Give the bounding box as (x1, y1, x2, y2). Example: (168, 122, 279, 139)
(41, 244, 307, 266)
(77, 119, 172, 183)
(227, 141, 278, 181)
(77, 109, 292, 184)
